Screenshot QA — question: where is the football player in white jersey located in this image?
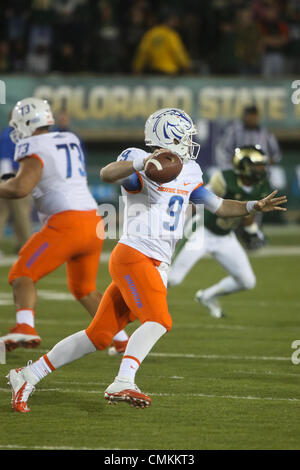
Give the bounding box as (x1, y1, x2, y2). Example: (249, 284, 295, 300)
(5, 108, 287, 412)
(0, 97, 109, 351)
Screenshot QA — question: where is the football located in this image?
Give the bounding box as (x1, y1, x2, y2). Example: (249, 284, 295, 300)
(144, 149, 183, 184)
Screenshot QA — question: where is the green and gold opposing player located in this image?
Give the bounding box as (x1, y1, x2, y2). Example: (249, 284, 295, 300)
(168, 145, 273, 318)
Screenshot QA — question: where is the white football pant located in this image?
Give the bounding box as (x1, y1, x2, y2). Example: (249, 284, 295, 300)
(168, 227, 256, 297)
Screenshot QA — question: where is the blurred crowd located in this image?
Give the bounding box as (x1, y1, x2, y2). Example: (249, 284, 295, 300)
(0, 0, 300, 76)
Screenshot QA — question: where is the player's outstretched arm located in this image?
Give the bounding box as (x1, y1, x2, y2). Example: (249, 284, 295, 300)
(216, 190, 287, 218)
(0, 157, 42, 199)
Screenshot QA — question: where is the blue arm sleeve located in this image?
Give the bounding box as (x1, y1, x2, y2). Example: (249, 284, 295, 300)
(121, 172, 142, 193)
(189, 184, 223, 213)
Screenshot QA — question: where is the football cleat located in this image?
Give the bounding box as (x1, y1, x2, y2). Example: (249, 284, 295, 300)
(104, 377, 151, 408)
(195, 290, 225, 319)
(107, 338, 129, 356)
(0, 323, 41, 351)
(6, 363, 35, 413)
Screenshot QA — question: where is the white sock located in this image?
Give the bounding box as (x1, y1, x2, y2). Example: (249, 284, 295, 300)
(117, 321, 167, 383)
(24, 330, 96, 386)
(202, 276, 242, 300)
(47, 330, 96, 369)
(117, 357, 140, 382)
(16, 309, 35, 328)
(23, 331, 96, 385)
(25, 356, 52, 385)
(113, 330, 129, 342)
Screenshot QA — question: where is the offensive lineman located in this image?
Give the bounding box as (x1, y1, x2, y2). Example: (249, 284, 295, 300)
(168, 146, 272, 318)
(0, 98, 108, 350)
(5, 108, 287, 412)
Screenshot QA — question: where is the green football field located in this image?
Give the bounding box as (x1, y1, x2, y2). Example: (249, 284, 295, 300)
(0, 229, 300, 450)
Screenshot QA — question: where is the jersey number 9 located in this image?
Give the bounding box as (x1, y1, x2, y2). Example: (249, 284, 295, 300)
(164, 195, 184, 232)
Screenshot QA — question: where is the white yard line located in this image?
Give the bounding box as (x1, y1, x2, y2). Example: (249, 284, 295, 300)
(0, 386, 299, 404)
(0, 348, 291, 362)
(264, 224, 300, 235)
(0, 444, 120, 450)
(248, 246, 300, 257)
(0, 319, 90, 327)
(0, 245, 300, 268)
(0, 289, 299, 311)
(0, 256, 17, 267)
(0, 290, 75, 304)
(150, 392, 300, 403)
(35, 372, 300, 381)
(149, 352, 291, 361)
(37, 290, 74, 300)
(1, 317, 300, 333)
(52, 376, 184, 386)
(233, 369, 300, 378)
(169, 298, 300, 308)
(217, 299, 300, 308)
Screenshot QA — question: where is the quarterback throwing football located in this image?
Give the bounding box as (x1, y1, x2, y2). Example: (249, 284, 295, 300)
(5, 108, 287, 412)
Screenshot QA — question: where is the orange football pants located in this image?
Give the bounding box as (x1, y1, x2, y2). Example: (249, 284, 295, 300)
(8, 210, 103, 300)
(85, 243, 172, 350)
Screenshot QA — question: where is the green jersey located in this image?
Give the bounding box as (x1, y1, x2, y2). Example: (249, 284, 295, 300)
(204, 169, 271, 236)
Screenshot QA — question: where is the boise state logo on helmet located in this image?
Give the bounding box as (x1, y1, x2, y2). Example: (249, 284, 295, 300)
(145, 108, 200, 163)
(153, 109, 192, 142)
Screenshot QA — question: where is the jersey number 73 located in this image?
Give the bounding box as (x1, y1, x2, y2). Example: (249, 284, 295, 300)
(56, 143, 86, 178)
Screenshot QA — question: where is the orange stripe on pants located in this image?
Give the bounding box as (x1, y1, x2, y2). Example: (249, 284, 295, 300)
(85, 243, 172, 350)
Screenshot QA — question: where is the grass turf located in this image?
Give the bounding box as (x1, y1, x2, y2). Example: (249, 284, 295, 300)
(0, 238, 299, 450)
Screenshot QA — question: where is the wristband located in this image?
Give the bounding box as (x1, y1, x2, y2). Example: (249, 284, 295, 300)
(133, 159, 144, 172)
(246, 200, 258, 214)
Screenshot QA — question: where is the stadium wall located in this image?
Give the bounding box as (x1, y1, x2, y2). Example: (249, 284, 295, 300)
(0, 75, 299, 215)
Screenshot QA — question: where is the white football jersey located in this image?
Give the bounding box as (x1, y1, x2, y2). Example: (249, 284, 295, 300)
(117, 147, 223, 264)
(14, 132, 97, 223)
